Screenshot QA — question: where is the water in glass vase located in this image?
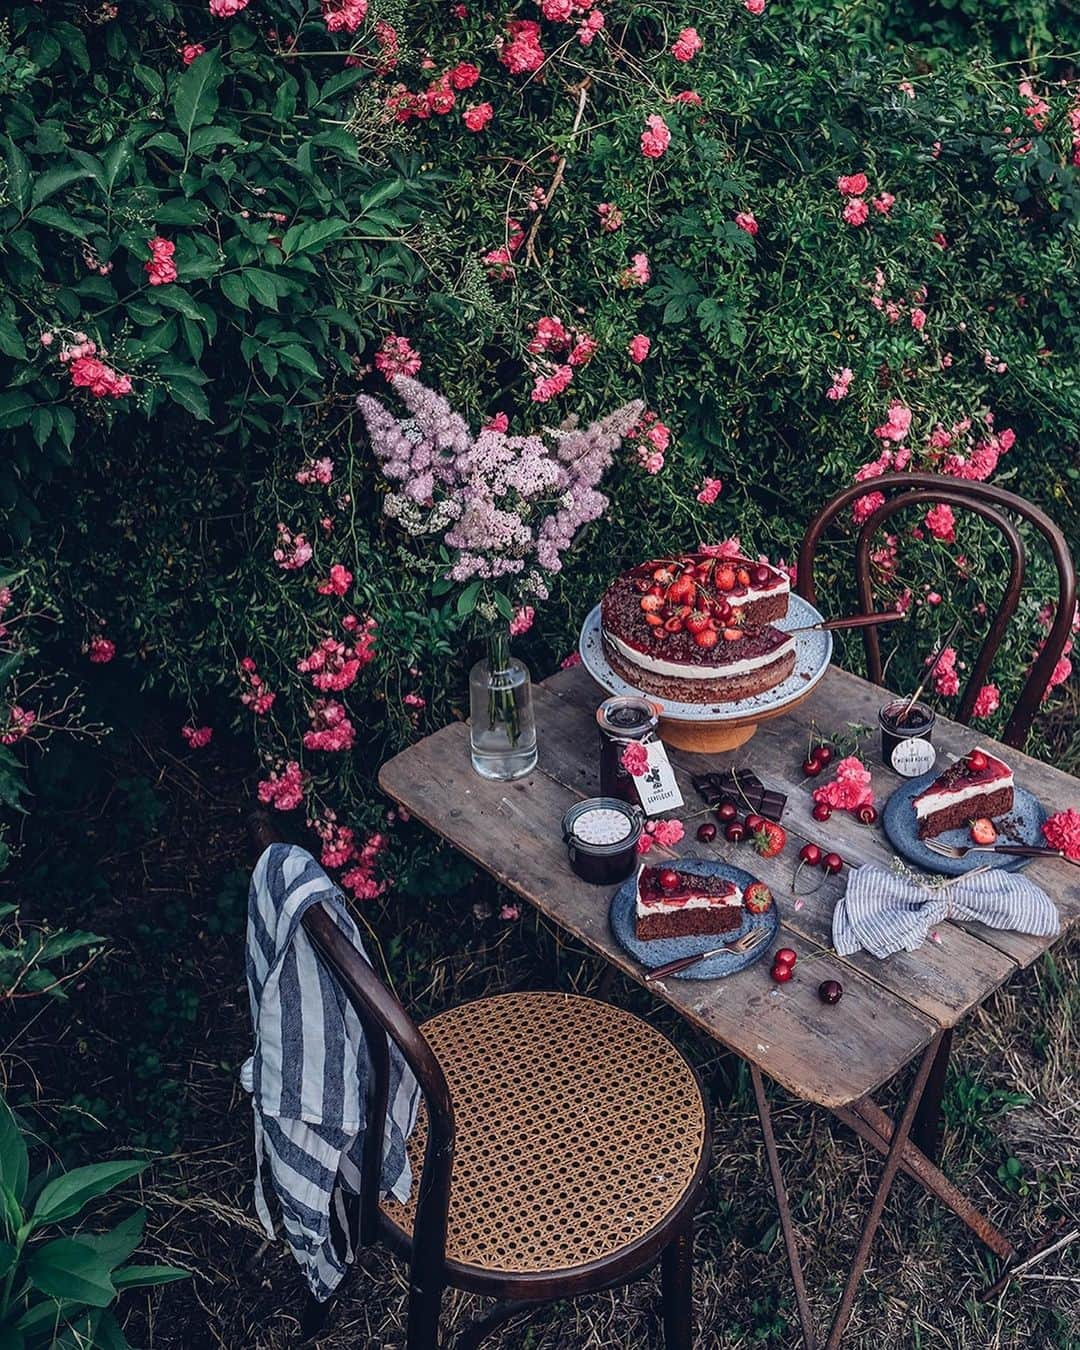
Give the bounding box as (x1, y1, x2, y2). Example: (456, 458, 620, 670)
(469, 634, 538, 780)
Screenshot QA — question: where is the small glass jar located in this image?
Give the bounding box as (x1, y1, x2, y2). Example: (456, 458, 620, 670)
(597, 696, 661, 804)
(562, 798, 642, 886)
(879, 698, 937, 777)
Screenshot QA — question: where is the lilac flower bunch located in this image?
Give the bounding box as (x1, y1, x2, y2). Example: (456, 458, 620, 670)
(358, 377, 642, 605)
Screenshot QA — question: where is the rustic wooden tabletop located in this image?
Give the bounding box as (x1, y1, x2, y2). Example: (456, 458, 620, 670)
(379, 660, 1080, 1110)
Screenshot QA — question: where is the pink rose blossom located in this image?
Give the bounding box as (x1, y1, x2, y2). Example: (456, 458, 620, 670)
(812, 756, 873, 812)
(484, 411, 509, 432)
(852, 490, 886, 525)
(296, 456, 334, 486)
(531, 364, 574, 402)
(258, 761, 306, 811)
(463, 102, 493, 132)
(651, 818, 684, 847)
(874, 401, 912, 443)
(88, 636, 116, 664)
(628, 334, 651, 363)
(674, 90, 702, 105)
(837, 173, 869, 196)
(375, 334, 421, 378)
(181, 724, 213, 749)
(70, 356, 131, 398)
(671, 27, 702, 61)
(697, 477, 723, 505)
(621, 742, 649, 776)
(826, 367, 853, 400)
(928, 646, 960, 697)
(640, 114, 671, 159)
(735, 211, 759, 236)
(322, 0, 368, 33)
(910, 307, 926, 331)
(560, 650, 582, 669)
(621, 252, 651, 286)
(303, 699, 356, 752)
(699, 536, 742, 559)
(181, 43, 206, 64)
(273, 523, 313, 570)
(509, 605, 535, 636)
(972, 684, 1000, 719)
(1043, 808, 1080, 861)
(209, 0, 248, 16)
(597, 202, 623, 232)
(316, 564, 353, 597)
(873, 192, 896, 215)
(500, 903, 521, 920)
(1, 707, 35, 746)
(744, 0, 765, 12)
(577, 10, 604, 45)
(448, 62, 480, 89)
(500, 19, 545, 74)
(925, 503, 956, 542)
(843, 197, 869, 226)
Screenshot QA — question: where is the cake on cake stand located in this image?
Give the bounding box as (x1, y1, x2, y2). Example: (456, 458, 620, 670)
(578, 593, 833, 753)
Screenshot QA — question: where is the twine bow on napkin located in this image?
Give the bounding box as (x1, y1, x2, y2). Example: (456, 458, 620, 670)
(833, 863, 1060, 959)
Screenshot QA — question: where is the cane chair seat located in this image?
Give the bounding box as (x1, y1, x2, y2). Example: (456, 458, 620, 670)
(379, 991, 708, 1277)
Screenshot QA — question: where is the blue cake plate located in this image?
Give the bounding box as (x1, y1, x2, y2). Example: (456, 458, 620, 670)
(609, 856, 779, 979)
(882, 773, 1048, 877)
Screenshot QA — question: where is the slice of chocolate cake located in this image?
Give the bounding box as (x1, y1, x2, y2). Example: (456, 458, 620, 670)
(635, 864, 745, 942)
(912, 747, 1014, 839)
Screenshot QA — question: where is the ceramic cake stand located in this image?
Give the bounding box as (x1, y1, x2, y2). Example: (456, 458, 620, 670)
(578, 594, 833, 753)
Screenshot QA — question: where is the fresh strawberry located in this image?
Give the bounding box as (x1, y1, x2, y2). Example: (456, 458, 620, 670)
(685, 612, 712, 634)
(722, 627, 745, 641)
(744, 881, 773, 914)
(752, 821, 786, 859)
(969, 817, 997, 845)
(640, 594, 664, 612)
(715, 565, 736, 591)
(693, 628, 719, 649)
(736, 567, 751, 586)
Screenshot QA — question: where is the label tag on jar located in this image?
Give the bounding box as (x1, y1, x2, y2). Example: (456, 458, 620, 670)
(891, 737, 936, 778)
(635, 741, 684, 816)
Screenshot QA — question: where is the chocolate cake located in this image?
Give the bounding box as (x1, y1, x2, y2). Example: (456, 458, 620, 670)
(601, 554, 795, 704)
(635, 864, 745, 941)
(912, 747, 1015, 839)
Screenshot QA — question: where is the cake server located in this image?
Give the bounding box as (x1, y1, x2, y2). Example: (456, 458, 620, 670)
(644, 926, 769, 981)
(924, 839, 1080, 867)
(785, 609, 906, 634)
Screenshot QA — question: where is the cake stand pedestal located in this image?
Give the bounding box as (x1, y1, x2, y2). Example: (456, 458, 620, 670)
(578, 597, 833, 758)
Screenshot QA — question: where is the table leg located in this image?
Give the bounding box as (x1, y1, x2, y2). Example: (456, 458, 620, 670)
(750, 1064, 817, 1350)
(822, 1033, 942, 1350)
(910, 1027, 952, 1164)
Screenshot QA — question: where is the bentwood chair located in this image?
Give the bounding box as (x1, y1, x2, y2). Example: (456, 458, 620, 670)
(796, 472, 1076, 1161)
(248, 814, 712, 1350)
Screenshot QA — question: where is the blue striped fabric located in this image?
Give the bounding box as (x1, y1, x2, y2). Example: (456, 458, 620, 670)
(242, 843, 420, 1300)
(833, 863, 1059, 959)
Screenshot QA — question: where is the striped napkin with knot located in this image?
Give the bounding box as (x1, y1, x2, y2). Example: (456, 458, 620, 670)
(833, 863, 1060, 959)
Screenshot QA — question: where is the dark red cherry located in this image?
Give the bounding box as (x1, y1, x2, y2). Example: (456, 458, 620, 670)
(818, 979, 844, 1005)
(696, 822, 717, 843)
(745, 813, 766, 833)
(774, 947, 797, 968)
(856, 804, 878, 825)
(799, 843, 822, 866)
(967, 750, 988, 772)
(822, 852, 844, 875)
(770, 962, 793, 983)
(716, 802, 738, 823)
(725, 821, 746, 843)
(658, 868, 680, 890)
(814, 745, 833, 766)
(752, 563, 772, 585)
(802, 759, 822, 777)
(812, 801, 833, 822)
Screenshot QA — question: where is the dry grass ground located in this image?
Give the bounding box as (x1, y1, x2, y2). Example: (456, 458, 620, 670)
(2, 720, 1078, 1350)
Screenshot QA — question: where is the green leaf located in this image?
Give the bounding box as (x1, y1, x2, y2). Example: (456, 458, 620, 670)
(151, 287, 207, 323)
(280, 218, 349, 258)
(0, 317, 25, 361)
(75, 1210, 144, 1271)
(30, 408, 53, 450)
(219, 274, 249, 310)
(278, 344, 319, 378)
(0, 393, 34, 432)
(4, 137, 32, 213)
(360, 179, 404, 215)
(168, 380, 211, 421)
(172, 48, 225, 139)
(456, 581, 482, 616)
(29, 168, 94, 211)
(313, 67, 370, 108)
(189, 126, 246, 157)
(142, 132, 186, 158)
(241, 270, 280, 309)
(31, 1161, 148, 1229)
(493, 592, 515, 621)
(53, 407, 76, 450)
(25, 1238, 115, 1308)
(28, 207, 92, 239)
(102, 137, 134, 192)
(112, 1263, 189, 1289)
(0, 1239, 17, 1279)
(0, 1097, 28, 1207)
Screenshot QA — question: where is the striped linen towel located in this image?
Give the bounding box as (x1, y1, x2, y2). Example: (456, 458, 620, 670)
(242, 843, 420, 1300)
(833, 862, 1059, 959)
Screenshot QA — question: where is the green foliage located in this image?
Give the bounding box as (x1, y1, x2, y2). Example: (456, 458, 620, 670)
(0, 904, 103, 1001)
(0, 1095, 187, 1347)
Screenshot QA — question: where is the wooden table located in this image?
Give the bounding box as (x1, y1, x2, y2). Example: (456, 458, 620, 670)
(379, 660, 1080, 1349)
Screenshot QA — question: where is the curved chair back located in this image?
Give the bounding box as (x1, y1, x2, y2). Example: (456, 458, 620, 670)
(796, 473, 1076, 748)
(247, 813, 454, 1299)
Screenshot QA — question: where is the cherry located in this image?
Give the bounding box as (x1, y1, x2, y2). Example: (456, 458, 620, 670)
(812, 801, 833, 822)
(770, 962, 793, 984)
(658, 868, 680, 891)
(725, 821, 746, 843)
(716, 802, 738, 823)
(745, 813, 766, 834)
(967, 750, 988, 772)
(822, 852, 844, 875)
(696, 822, 718, 843)
(814, 745, 834, 766)
(752, 563, 772, 585)
(799, 843, 822, 866)
(663, 617, 684, 633)
(802, 759, 822, 777)
(855, 804, 878, 825)
(818, 979, 844, 1005)
(774, 947, 797, 968)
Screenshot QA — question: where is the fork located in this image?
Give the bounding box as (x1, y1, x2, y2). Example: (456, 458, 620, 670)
(644, 926, 770, 982)
(924, 839, 1080, 866)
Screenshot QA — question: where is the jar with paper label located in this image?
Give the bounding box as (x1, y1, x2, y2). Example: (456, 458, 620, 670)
(597, 696, 661, 804)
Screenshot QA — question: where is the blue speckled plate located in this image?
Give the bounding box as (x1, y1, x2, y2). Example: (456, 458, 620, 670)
(609, 856, 779, 979)
(882, 773, 1048, 877)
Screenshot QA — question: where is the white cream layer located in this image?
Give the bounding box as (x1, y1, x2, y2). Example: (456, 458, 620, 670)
(913, 756, 1013, 819)
(606, 630, 795, 681)
(726, 575, 790, 610)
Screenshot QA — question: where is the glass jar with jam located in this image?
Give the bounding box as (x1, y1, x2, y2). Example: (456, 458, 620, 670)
(879, 698, 937, 777)
(597, 696, 661, 804)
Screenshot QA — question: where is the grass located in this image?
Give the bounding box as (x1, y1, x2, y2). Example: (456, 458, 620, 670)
(1, 722, 1078, 1350)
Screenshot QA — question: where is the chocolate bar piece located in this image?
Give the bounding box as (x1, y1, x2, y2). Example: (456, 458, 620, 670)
(691, 769, 787, 822)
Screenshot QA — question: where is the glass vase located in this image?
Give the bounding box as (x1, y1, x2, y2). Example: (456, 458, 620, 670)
(469, 631, 538, 781)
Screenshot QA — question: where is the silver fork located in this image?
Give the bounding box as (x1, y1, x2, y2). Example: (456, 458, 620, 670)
(644, 926, 769, 982)
(924, 839, 1079, 866)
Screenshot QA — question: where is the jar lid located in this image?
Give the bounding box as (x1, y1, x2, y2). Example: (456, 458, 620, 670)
(596, 696, 660, 738)
(562, 797, 643, 854)
(879, 699, 936, 733)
